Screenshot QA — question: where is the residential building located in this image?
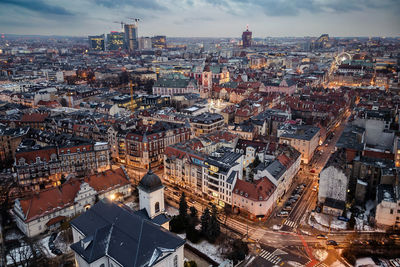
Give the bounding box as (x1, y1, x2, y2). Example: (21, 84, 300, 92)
(232, 178, 277, 219)
(203, 147, 243, 207)
(152, 75, 198, 96)
(13, 168, 131, 237)
(375, 184, 400, 229)
(190, 112, 224, 137)
(278, 124, 320, 164)
(0, 126, 29, 162)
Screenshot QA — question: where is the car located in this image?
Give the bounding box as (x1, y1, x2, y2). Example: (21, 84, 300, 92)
(173, 191, 180, 196)
(173, 186, 179, 190)
(310, 169, 316, 173)
(278, 211, 289, 217)
(52, 248, 62, 256)
(315, 206, 322, 213)
(49, 232, 58, 242)
(283, 206, 292, 211)
(166, 196, 173, 201)
(317, 234, 328, 239)
(49, 242, 56, 250)
(288, 198, 297, 204)
(312, 185, 317, 191)
(326, 240, 338, 246)
(189, 199, 196, 204)
(390, 234, 400, 240)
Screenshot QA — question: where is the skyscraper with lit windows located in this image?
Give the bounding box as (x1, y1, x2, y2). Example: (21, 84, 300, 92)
(124, 24, 138, 52)
(88, 34, 105, 51)
(242, 25, 252, 48)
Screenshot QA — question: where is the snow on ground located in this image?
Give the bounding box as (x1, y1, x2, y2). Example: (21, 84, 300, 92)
(355, 217, 374, 231)
(39, 236, 55, 258)
(166, 206, 179, 216)
(312, 249, 328, 262)
(365, 200, 375, 217)
(287, 261, 304, 266)
(312, 213, 347, 230)
(308, 215, 329, 232)
(355, 257, 379, 267)
(5, 230, 23, 241)
(178, 233, 225, 264)
(331, 260, 346, 267)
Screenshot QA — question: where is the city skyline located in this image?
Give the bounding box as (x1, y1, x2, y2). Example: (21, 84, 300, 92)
(0, 0, 399, 38)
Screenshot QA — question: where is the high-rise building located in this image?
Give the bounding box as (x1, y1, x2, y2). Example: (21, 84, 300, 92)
(242, 26, 252, 48)
(139, 37, 152, 50)
(152, 35, 167, 49)
(107, 31, 124, 51)
(124, 24, 138, 52)
(88, 34, 105, 51)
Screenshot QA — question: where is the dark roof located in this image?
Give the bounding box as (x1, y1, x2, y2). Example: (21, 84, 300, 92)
(377, 184, 396, 203)
(134, 208, 171, 226)
(323, 197, 345, 210)
(70, 200, 185, 267)
(138, 170, 163, 193)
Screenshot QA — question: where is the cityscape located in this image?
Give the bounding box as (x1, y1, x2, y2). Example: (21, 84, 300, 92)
(0, 1, 400, 267)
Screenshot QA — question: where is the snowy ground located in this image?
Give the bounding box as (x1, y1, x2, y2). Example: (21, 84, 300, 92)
(312, 249, 328, 262)
(355, 257, 378, 267)
(166, 206, 179, 216)
(311, 213, 347, 230)
(39, 230, 72, 258)
(331, 260, 346, 267)
(178, 233, 225, 264)
(5, 230, 23, 241)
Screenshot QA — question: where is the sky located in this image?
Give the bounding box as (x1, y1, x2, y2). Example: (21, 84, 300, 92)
(0, 0, 399, 37)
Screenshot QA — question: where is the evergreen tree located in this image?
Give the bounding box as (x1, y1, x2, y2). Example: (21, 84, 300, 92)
(207, 205, 221, 243)
(201, 208, 210, 236)
(179, 192, 188, 219)
(189, 206, 199, 227)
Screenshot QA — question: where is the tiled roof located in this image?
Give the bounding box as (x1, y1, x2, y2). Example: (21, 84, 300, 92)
(21, 113, 48, 123)
(233, 178, 276, 201)
(84, 168, 130, 193)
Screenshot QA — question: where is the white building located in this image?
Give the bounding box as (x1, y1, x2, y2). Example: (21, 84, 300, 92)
(375, 184, 400, 228)
(318, 165, 348, 204)
(13, 168, 131, 237)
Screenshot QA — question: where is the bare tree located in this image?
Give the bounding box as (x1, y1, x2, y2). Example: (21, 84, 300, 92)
(6, 236, 49, 267)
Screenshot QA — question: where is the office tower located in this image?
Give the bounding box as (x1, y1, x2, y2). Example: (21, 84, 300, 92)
(139, 37, 152, 50)
(242, 25, 252, 48)
(107, 31, 124, 50)
(124, 24, 138, 52)
(88, 34, 105, 51)
(152, 35, 167, 49)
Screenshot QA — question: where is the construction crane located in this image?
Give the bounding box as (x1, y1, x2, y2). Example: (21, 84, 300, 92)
(128, 18, 140, 23)
(113, 21, 125, 30)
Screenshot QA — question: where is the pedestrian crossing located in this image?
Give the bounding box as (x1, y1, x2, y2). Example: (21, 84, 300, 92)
(259, 249, 282, 265)
(284, 219, 297, 228)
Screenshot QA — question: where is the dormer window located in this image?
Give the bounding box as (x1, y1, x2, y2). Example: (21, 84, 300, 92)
(245, 193, 248, 198)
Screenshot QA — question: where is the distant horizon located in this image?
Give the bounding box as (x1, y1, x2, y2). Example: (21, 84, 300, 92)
(2, 33, 399, 39)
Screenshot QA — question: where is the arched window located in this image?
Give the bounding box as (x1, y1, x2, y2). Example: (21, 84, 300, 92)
(100, 264, 105, 267)
(173, 255, 178, 267)
(155, 202, 160, 213)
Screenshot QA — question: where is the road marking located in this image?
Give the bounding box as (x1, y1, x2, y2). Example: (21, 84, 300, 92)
(259, 249, 282, 264)
(284, 220, 297, 228)
(272, 248, 288, 256)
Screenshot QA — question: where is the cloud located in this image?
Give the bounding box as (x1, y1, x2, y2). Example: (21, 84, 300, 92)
(1, 0, 73, 16)
(203, 0, 400, 16)
(93, 0, 167, 10)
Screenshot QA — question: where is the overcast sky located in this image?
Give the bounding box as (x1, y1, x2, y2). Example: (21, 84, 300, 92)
(0, 0, 399, 37)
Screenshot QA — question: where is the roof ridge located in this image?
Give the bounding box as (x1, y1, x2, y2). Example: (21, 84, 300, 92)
(133, 218, 145, 267)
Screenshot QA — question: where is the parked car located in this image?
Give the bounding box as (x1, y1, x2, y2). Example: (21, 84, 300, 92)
(312, 185, 317, 191)
(283, 206, 292, 211)
(317, 234, 328, 239)
(189, 199, 196, 204)
(278, 211, 289, 217)
(316, 206, 322, 213)
(49, 242, 56, 251)
(326, 240, 338, 246)
(49, 232, 58, 242)
(52, 248, 62, 256)
(310, 169, 316, 173)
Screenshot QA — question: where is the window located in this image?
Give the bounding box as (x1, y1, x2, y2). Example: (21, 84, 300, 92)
(155, 202, 160, 213)
(173, 255, 178, 267)
(390, 209, 394, 214)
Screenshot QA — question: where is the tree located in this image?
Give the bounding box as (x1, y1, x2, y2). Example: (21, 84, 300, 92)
(227, 239, 249, 264)
(189, 206, 198, 226)
(200, 208, 210, 236)
(179, 192, 188, 220)
(207, 205, 221, 243)
(349, 214, 356, 230)
(6, 236, 49, 267)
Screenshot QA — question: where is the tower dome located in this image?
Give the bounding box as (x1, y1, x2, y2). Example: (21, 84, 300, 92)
(138, 169, 163, 192)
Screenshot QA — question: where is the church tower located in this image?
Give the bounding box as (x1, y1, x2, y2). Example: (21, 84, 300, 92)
(137, 169, 165, 219)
